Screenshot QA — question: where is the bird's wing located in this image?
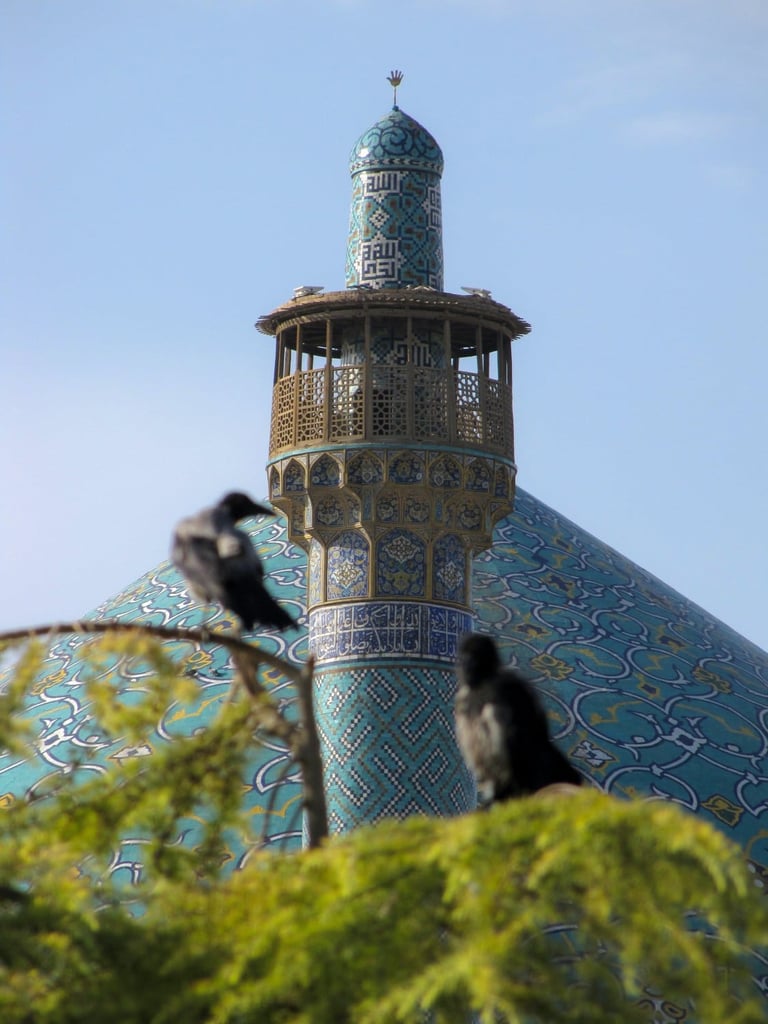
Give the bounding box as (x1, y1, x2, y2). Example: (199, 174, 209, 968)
(237, 581, 297, 632)
(216, 532, 294, 631)
(535, 741, 583, 789)
(216, 525, 264, 580)
(494, 675, 581, 793)
(478, 700, 516, 794)
(171, 528, 225, 602)
(455, 685, 516, 797)
(216, 529, 247, 560)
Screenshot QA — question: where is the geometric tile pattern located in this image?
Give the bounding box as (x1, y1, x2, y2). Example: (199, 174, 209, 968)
(346, 107, 444, 290)
(314, 663, 475, 832)
(410, 320, 448, 368)
(375, 327, 442, 367)
(339, 325, 447, 371)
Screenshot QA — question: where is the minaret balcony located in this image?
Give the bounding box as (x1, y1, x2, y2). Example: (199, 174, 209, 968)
(258, 289, 530, 461)
(269, 362, 513, 456)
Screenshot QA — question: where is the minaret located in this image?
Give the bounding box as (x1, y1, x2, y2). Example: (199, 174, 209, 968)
(257, 79, 530, 833)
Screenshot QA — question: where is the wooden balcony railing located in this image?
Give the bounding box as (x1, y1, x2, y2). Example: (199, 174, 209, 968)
(269, 366, 513, 457)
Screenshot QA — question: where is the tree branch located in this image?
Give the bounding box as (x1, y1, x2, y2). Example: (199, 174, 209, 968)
(294, 657, 328, 848)
(1, 619, 330, 847)
(0, 620, 302, 682)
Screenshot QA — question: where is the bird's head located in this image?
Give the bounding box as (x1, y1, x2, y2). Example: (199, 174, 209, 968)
(218, 492, 274, 523)
(458, 633, 501, 685)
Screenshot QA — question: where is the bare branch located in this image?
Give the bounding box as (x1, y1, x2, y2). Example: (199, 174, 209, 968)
(0, 620, 303, 683)
(231, 649, 298, 747)
(294, 657, 328, 848)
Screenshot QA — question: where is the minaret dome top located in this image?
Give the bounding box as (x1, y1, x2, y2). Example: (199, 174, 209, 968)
(348, 106, 444, 175)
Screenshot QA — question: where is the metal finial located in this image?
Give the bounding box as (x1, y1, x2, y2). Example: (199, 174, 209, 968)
(387, 69, 404, 107)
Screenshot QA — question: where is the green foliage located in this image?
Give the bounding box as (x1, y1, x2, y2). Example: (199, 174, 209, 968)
(0, 640, 44, 754)
(0, 633, 260, 893)
(0, 632, 765, 1023)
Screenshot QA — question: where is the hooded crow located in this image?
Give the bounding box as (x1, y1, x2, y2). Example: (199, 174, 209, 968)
(171, 492, 298, 632)
(455, 633, 581, 803)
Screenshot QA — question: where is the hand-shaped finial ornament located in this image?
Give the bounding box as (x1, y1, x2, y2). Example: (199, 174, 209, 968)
(387, 70, 404, 106)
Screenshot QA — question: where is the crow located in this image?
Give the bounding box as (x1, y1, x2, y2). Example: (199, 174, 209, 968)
(171, 492, 298, 632)
(455, 633, 581, 804)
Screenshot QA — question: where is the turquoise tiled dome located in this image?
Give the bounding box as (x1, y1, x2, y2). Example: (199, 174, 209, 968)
(3, 489, 767, 880)
(349, 106, 444, 174)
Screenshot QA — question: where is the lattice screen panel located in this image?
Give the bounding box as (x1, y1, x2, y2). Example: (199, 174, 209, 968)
(483, 379, 512, 453)
(414, 368, 449, 439)
(271, 360, 512, 455)
(330, 367, 365, 441)
(297, 370, 326, 444)
(454, 371, 483, 444)
(372, 367, 408, 437)
(271, 376, 295, 451)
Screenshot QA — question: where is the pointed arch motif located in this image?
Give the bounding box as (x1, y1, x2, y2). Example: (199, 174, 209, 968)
(388, 450, 425, 484)
(284, 459, 306, 493)
(311, 454, 341, 487)
(429, 454, 462, 488)
(269, 467, 281, 500)
(466, 458, 491, 492)
(494, 465, 511, 498)
(347, 451, 384, 486)
(377, 529, 426, 597)
(327, 530, 370, 601)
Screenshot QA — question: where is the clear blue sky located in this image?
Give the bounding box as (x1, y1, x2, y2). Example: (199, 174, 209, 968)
(3, 0, 767, 650)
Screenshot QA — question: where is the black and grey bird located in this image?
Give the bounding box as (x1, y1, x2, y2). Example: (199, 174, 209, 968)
(171, 492, 298, 632)
(455, 633, 581, 803)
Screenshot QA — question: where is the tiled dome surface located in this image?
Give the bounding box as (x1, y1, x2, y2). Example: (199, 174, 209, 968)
(2, 489, 766, 878)
(476, 490, 768, 878)
(349, 106, 444, 174)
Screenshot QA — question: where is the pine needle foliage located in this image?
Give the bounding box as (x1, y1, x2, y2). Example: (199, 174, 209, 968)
(0, 632, 765, 1023)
